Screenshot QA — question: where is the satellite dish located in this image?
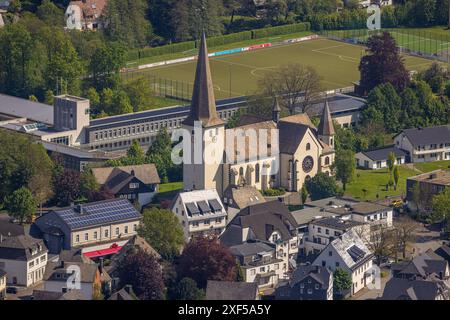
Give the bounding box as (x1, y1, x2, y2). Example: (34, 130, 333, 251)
(65, 4, 82, 30)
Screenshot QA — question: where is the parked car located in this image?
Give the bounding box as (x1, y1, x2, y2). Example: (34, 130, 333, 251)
(6, 287, 17, 294)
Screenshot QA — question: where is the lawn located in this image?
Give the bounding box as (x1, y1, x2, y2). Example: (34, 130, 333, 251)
(124, 38, 435, 100)
(345, 166, 419, 201)
(158, 182, 183, 194)
(412, 160, 450, 173)
(125, 31, 314, 67)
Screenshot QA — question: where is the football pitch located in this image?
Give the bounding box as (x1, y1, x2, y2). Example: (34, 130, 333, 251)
(124, 38, 437, 99)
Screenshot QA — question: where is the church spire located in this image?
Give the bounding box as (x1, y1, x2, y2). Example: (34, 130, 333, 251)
(272, 96, 281, 123)
(318, 100, 335, 136)
(183, 32, 223, 128)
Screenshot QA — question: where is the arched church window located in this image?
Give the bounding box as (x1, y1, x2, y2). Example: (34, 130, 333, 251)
(255, 164, 260, 183)
(239, 167, 244, 176)
(325, 157, 330, 165)
(306, 143, 311, 151)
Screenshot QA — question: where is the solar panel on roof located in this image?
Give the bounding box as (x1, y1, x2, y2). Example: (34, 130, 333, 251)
(209, 199, 223, 212)
(347, 245, 366, 262)
(55, 200, 141, 230)
(197, 201, 211, 214)
(185, 202, 200, 217)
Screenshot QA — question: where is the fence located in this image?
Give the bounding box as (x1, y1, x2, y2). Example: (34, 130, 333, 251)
(319, 28, 450, 63)
(122, 70, 193, 102)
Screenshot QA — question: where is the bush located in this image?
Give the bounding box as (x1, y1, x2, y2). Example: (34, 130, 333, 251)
(262, 188, 286, 197)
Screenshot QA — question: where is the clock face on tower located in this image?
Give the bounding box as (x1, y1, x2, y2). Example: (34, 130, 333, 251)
(302, 156, 314, 173)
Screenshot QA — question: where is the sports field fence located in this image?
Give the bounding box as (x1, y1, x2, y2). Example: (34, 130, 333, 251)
(122, 70, 193, 102)
(319, 28, 450, 63)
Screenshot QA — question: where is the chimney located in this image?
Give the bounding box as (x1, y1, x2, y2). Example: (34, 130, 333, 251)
(60, 260, 65, 268)
(130, 170, 135, 177)
(99, 257, 104, 274)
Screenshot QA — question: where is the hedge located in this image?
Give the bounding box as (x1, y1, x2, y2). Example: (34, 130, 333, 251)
(126, 40, 196, 61)
(251, 22, 310, 39)
(126, 22, 311, 62)
(206, 30, 253, 47)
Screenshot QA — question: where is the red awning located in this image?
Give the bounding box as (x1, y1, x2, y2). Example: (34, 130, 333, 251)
(83, 244, 122, 258)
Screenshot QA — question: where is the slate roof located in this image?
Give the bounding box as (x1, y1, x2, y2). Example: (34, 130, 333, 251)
(290, 207, 337, 226)
(229, 241, 275, 258)
(206, 281, 258, 300)
(46, 199, 141, 231)
(174, 189, 226, 221)
(92, 164, 160, 193)
(221, 201, 297, 247)
(277, 120, 310, 154)
(183, 33, 223, 128)
(307, 94, 366, 117)
(360, 146, 408, 161)
(44, 261, 98, 283)
(304, 197, 359, 209)
(327, 202, 390, 216)
(392, 250, 448, 279)
(317, 100, 335, 136)
(320, 229, 372, 270)
(397, 124, 450, 146)
(311, 217, 366, 231)
(290, 265, 332, 289)
(33, 289, 87, 300)
(0, 235, 47, 261)
(381, 278, 441, 300)
(108, 286, 139, 300)
(223, 185, 266, 210)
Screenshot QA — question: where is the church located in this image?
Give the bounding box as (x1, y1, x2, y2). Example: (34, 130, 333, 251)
(182, 33, 335, 197)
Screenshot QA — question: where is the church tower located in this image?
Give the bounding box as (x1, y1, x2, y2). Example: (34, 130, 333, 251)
(182, 32, 225, 195)
(317, 100, 335, 148)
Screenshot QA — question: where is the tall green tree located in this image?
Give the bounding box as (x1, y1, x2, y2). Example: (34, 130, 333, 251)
(333, 267, 352, 297)
(89, 42, 126, 92)
(305, 172, 343, 201)
(4, 187, 37, 224)
(36, 0, 64, 26)
(102, 0, 153, 47)
(168, 277, 205, 300)
(138, 207, 185, 260)
(432, 189, 450, 231)
(333, 150, 356, 191)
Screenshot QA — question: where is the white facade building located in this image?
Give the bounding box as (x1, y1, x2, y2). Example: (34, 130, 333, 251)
(0, 235, 48, 287)
(171, 189, 227, 241)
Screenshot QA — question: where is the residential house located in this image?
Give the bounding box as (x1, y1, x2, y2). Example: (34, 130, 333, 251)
(305, 217, 369, 256)
(381, 278, 447, 300)
(355, 146, 407, 169)
(65, 0, 107, 30)
(43, 260, 101, 300)
(229, 241, 285, 289)
(313, 229, 374, 295)
(435, 244, 450, 265)
(206, 280, 259, 300)
(291, 207, 338, 256)
(92, 164, 160, 206)
(394, 125, 450, 163)
(0, 269, 6, 300)
(34, 199, 142, 255)
(171, 189, 228, 241)
(391, 250, 449, 282)
(0, 235, 48, 287)
(326, 202, 394, 233)
(222, 184, 266, 222)
(274, 265, 333, 300)
(220, 200, 299, 266)
(108, 285, 139, 300)
(32, 289, 86, 300)
(406, 170, 450, 212)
